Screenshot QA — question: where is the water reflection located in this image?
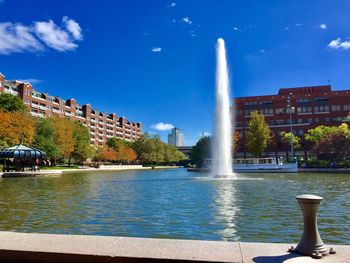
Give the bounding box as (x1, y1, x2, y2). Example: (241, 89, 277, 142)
(213, 180, 239, 240)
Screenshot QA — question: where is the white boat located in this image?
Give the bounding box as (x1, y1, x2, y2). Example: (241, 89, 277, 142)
(205, 157, 298, 173)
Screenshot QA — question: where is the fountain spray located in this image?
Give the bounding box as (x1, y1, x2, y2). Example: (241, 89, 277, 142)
(212, 38, 235, 178)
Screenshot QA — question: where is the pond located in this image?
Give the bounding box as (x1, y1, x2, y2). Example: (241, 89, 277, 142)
(0, 168, 349, 244)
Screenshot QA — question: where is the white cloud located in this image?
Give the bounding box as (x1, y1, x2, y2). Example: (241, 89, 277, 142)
(34, 19, 79, 52)
(62, 16, 82, 40)
(328, 38, 350, 50)
(182, 17, 192, 25)
(190, 30, 196, 37)
(260, 49, 265, 53)
(0, 17, 82, 55)
(170, 2, 176, 7)
(233, 27, 239, 31)
(296, 23, 302, 27)
(151, 122, 174, 131)
(152, 47, 162, 52)
(0, 22, 43, 54)
(17, 78, 42, 84)
(320, 24, 327, 29)
(284, 27, 290, 31)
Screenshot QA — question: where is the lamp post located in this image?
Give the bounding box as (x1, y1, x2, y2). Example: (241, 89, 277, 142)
(287, 93, 294, 161)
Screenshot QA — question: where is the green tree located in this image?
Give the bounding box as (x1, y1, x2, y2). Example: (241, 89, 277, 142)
(71, 122, 92, 164)
(280, 131, 301, 149)
(32, 118, 60, 160)
(190, 136, 211, 167)
(304, 125, 337, 143)
(132, 133, 185, 165)
(246, 111, 272, 157)
(0, 93, 27, 112)
(305, 123, 350, 161)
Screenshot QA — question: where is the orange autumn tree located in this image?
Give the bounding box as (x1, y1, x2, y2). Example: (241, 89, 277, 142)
(97, 147, 117, 162)
(232, 131, 241, 154)
(123, 147, 137, 163)
(0, 111, 35, 146)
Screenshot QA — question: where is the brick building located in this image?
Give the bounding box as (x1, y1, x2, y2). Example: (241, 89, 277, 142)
(0, 72, 142, 146)
(235, 85, 350, 159)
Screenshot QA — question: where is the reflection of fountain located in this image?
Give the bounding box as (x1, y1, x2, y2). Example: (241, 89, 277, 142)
(212, 38, 235, 178)
(213, 181, 238, 240)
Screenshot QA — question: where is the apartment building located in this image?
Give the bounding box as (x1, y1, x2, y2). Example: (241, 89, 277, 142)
(0, 73, 142, 146)
(235, 85, 350, 159)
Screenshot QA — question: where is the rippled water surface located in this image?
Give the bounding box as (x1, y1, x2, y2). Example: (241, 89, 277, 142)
(0, 168, 349, 244)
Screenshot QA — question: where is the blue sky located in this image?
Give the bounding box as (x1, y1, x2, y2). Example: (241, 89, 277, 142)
(1, 0, 350, 145)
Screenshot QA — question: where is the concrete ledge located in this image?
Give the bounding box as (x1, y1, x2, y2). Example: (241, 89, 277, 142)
(0, 232, 348, 262)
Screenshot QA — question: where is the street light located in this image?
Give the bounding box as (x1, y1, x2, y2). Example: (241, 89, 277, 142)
(287, 93, 294, 161)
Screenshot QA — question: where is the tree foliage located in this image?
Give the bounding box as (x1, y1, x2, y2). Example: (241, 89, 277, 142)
(96, 146, 117, 162)
(32, 118, 60, 159)
(232, 131, 241, 154)
(0, 111, 35, 145)
(305, 123, 350, 162)
(246, 111, 272, 157)
(280, 131, 301, 149)
(50, 116, 75, 159)
(71, 122, 93, 163)
(107, 137, 137, 163)
(190, 136, 211, 167)
(0, 93, 27, 112)
(132, 133, 186, 164)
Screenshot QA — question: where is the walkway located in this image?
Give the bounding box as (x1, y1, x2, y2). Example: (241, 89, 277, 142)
(0, 232, 348, 262)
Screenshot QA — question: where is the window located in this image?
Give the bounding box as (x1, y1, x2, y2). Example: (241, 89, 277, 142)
(332, 105, 341, 112)
(260, 108, 273, 115)
(343, 104, 350, 111)
(275, 108, 285, 114)
(298, 130, 304, 136)
(297, 106, 312, 113)
(25, 89, 31, 96)
(314, 105, 329, 113)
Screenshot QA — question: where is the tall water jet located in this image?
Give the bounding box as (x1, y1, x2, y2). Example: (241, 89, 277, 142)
(212, 38, 235, 178)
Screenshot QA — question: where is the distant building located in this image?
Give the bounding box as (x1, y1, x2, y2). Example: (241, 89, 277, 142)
(168, 127, 184, 147)
(234, 85, 350, 159)
(0, 72, 142, 146)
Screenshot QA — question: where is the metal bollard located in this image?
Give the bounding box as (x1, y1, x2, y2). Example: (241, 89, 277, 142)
(288, 194, 335, 259)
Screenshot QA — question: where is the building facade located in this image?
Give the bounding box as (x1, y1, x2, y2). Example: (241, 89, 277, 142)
(0, 73, 142, 146)
(168, 127, 184, 147)
(235, 85, 350, 159)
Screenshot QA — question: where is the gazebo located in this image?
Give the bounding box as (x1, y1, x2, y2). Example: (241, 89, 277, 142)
(0, 143, 47, 172)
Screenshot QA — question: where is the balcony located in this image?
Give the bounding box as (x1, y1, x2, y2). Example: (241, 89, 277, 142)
(31, 112, 45, 118)
(4, 89, 18, 96)
(31, 103, 40, 109)
(39, 105, 48, 111)
(32, 95, 46, 101)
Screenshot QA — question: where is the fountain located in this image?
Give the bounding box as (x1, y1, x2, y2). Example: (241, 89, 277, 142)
(212, 38, 235, 178)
